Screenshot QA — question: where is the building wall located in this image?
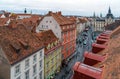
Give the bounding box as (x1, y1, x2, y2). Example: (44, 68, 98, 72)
(76, 23, 85, 36)
(36, 16, 62, 40)
(10, 48, 44, 79)
(17, 15, 31, 19)
(93, 18, 115, 32)
(0, 48, 10, 79)
(62, 24, 76, 60)
(105, 18, 115, 25)
(94, 21, 105, 31)
(44, 47, 62, 79)
(36, 15, 76, 60)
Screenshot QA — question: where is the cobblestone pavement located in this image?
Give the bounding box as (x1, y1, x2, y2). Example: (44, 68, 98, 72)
(54, 26, 93, 79)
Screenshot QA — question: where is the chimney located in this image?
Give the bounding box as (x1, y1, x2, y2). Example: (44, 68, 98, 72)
(58, 11, 61, 15)
(8, 21, 17, 28)
(48, 11, 52, 15)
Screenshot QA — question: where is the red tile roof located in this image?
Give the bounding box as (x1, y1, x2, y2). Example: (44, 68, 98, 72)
(35, 30, 59, 54)
(0, 18, 9, 26)
(47, 11, 75, 26)
(0, 24, 44, 65)
(98, 35, 110, 39)
(96, 37, 108, 44)
(73, 27, 120, 79)
(78, 18, 88, 23)
(73, 62, 102, 79)
(8, 16, 40, 32)
(84, 51, 105, 62)
(0, 14, 2, 17)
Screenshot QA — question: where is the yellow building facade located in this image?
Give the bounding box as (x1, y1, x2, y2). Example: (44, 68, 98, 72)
(44, 41, 62, 79)
(35, 30, 62, 79)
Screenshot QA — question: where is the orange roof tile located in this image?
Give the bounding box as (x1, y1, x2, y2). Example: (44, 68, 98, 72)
(47, 11, 75, 25)
(0, 24, 44, 65)
(84, 51, 105, 62)
(73, 62, 102, 79)
(93, 26, 120, 79)
(35, 30, 59, 54)
(0, 18, 9, 26)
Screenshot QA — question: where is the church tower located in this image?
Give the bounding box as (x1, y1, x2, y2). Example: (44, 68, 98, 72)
(105, 6, 115, 25)
(24, 8, 27, 14)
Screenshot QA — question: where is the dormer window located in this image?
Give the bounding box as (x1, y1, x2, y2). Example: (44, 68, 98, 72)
(67, 26, 69, 29)
(19, 40, 29, 49)
(51, 43, 53, 48)
(33, 54, 37, 63)
(11, 43, 21, 54)
(47, 44, 50, 50)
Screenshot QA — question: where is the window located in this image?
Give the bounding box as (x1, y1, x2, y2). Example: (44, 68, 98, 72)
(39, 60, 42, 70)
(15, 64, 20, 76)
(16, 76, 21, 79)
(33, 64, 37, 75)
(51, 58, 54, 64)
(33, 55, 37, 63)
(55, 26, 57, 29)
(46, 25, 48, 28)
(40, 51, 42, 58)
(67, 26, 69, 29)
(42, 25, 43, 28)
(34, 76, 37, 79)
(46, 62, 49, 68)
(50, 21, 52, 23)
(63, 27, 65, 30)
(25, 59, 29, 69)
(56, 33, 58, 36)
(39, 71, 42, 79)
(25, 70, 29, 79)
(46, 21, 48, 23)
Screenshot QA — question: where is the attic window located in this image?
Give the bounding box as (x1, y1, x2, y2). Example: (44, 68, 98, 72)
(47, 44, 50, 50)
(51, 43, 53, 48)
(19, 40, 29, 49)
(11, 43, 21, 54)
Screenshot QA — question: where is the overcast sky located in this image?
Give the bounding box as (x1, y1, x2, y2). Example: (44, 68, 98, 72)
(0, 0, 120, 16)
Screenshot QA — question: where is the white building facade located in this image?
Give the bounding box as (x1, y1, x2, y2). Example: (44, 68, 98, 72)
(92, 7, 115, 32)
(36, 16, 62, 40)
(10, 49, 44, 79)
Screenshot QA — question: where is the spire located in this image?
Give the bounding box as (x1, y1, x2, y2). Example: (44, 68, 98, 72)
(108, 6, 111, 14)
(100, 13, 102, 18)
(24, 8, 27, 14)
(93, 12, 96, 18)
(31, 10, 32, 14)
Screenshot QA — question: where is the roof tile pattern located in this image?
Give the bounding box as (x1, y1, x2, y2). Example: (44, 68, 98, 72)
(35, 30, 58, 54)
(0, 24, 43, 65)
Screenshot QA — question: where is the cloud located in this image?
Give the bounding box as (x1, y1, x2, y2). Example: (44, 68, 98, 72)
(0, 0, 120, 16)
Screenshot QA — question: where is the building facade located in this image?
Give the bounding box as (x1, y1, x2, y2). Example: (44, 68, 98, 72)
(35, 30, 62, 79)
(36, 11, 76, 63)
(93, 7, 115, 32)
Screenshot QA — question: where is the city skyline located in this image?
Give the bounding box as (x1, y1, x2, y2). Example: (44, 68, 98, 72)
(0, 0, 120, 17)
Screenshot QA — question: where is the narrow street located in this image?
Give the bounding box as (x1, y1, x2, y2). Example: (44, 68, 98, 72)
(54, 26, 93, 79)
